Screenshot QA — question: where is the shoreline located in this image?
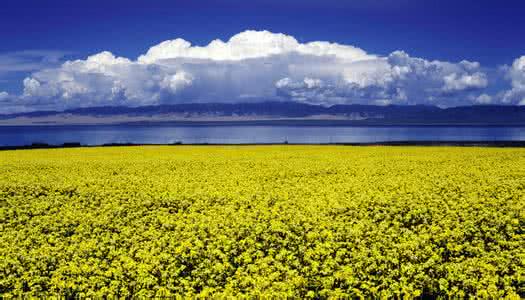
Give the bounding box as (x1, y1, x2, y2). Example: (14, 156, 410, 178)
(1, 119, 525, 127)
(2, 140, 525, 151)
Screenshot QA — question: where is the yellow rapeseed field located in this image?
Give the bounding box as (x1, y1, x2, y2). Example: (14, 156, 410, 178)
(1, 146, 524, 298)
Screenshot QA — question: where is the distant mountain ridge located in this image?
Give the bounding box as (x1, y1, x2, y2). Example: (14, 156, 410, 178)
(1, 102, 525, 125)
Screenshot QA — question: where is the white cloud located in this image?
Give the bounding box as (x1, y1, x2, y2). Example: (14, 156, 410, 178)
(500, 56, 525, 105)
(0, 91, 35, 114)
(6, 30, 495, 112)
(0, 91, 8, 101)
(276, 50, 489, 106)
(159, 71, 193, 93)
(21, 51, 194, 108)
(138, 30, 374, 63)
(474, 93, 492, 104)
(442, 72, 487, 92)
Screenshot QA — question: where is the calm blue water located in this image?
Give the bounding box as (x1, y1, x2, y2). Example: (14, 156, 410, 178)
(0, 125, 524, 146)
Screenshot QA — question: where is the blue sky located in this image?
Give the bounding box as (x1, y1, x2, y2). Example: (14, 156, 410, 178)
(1, 0, 525, 112)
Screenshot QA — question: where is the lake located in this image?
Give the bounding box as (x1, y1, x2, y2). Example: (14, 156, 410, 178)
(0, 124, 525, 147)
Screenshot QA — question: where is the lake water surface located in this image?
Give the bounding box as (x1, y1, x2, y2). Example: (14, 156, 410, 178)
(1, 124, 524, 147)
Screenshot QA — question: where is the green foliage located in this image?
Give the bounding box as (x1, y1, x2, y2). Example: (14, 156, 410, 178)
(0, 146, 524, 298)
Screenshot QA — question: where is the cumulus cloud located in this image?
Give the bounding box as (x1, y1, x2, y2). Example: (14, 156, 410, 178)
(276, 50, 489, 106)
(159, 71, 193, 93)
(7, 30, 496, 111)
(138, 30, 374, 63)
(0, 91, 8, 101)
(21, 51, 195, 108)
(0, 91, 33, 114)
(474, 93, 492, 104)
(500, 56, 525, 105)
(442, 72, 487, 92)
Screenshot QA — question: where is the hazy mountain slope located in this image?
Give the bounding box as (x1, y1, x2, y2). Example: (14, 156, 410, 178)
(1, 102, 524, 125)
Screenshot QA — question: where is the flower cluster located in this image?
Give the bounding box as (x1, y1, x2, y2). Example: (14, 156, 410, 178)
(1, 146, 524, 298)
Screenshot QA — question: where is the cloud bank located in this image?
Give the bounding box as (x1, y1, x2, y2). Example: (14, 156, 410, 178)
(2, 30, 524, 112)
(501, 56, 525, 105)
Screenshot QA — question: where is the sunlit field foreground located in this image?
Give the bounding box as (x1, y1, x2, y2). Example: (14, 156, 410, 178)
(1, 146, 524, 298)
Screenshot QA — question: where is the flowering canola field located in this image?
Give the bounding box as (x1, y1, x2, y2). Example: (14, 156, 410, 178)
(0, 146, 524, 298)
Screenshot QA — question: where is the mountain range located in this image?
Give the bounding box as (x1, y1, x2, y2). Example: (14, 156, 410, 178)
(1, 102, 525, 126)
